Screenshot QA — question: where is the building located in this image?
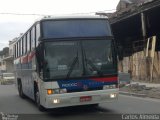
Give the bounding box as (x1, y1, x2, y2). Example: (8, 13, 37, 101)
(109, 0, 160, 82)
(0, 38, 18, 73)
(96, 0, 160, 82)
(116, 0, 151, 11)
(0, 47, 9, 73)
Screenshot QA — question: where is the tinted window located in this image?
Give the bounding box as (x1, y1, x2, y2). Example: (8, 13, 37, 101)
(82, 40, 115, 74)
(17, 42, 19, 57)
(44, 41, 83, 79)
(16, 43, 18, 57)
(19, 41, 21, 56)
(42, 19, 112, 39)
(14, 45, 16, 58)
(23, 36, 26, 54)
(27, 32, 31, 52)
(14, 44, 17, 58)
(21, 38, 23, 55)
(31, 27, 36, 49)
(36, 23, 40, 46)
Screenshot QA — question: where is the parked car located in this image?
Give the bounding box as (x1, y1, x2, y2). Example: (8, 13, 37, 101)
(0, 73, 15, 85)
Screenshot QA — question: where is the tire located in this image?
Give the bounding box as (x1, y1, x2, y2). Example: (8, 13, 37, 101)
(35, 87, 45, 112)
(18, 81, 26, 98)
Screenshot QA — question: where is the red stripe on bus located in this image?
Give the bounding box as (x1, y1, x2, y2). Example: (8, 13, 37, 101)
(21, 55, 28, 64)
(28, 51, 35, 62)
(91, 77, 118, 82)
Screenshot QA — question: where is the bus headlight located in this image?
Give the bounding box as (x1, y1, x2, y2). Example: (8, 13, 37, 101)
(53, 99, 60, 104)
(47, 88, 67, 95)
(103, 85, 110, 90)
(60, 88, 67, 94)
(54, 89, 60, 94)
(103, 85, 117, 90)
(110, 93, 117, 98)
(47, 89, 53, 95)
(110, 85, 116, 89)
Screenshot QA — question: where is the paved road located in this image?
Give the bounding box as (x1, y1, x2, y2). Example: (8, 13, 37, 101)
(0, 85, 160, 120)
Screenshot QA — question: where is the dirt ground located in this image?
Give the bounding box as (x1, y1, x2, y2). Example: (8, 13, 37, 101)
(120, 84, 160, 99)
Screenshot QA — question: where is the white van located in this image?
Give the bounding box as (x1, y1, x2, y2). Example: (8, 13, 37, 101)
(0, 73, 15, 85)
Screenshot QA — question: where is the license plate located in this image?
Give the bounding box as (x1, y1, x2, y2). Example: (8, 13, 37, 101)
(80, 96, 92, 102)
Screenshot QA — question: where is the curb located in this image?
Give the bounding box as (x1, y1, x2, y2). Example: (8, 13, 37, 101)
(119, 91, 147, 97)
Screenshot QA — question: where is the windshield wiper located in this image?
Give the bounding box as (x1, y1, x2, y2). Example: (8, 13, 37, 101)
(81, 44, 103, 76)
(85, 58, 103, 76)
(66, 54, 79, 79)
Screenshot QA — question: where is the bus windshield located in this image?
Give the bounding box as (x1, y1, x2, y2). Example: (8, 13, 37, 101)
(44, 41, 83, 79)
(42, 19, 112, 39)
(43, 40, 116, 80)
(82, 40, 115, 75)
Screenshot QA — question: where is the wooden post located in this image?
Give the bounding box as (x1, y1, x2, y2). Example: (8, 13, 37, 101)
(141, 12, 146, 40)
(146, 38, 150, 57)
(150, 36, 156, 82)
(141, 12, 147, 81)
(146, 38, 150, 81)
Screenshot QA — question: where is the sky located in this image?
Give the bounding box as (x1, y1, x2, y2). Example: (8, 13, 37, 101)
(0, 0, 119, 50)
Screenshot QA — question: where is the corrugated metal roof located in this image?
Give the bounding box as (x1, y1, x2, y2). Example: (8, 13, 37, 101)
(120, 0, 153, 5)
(121, 0, 132, 4)
(110, 0, 159, 24)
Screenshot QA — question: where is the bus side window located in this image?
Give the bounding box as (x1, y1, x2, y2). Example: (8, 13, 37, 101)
(19, 40, 21, 56)
(36, 23, 40, 47)
(14, 44, 17, 58)
(17, 42, 18, 58)
(25, 35, 27, 54)
(23, 36, 26, 54)
(27, 31, 31, 52)
(21, 38, 23, 55)
(14, 45, 16, 58)
(31, 26, 36, 50)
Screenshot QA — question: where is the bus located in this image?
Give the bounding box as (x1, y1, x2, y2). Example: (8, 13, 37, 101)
(14, 16, 118, 111)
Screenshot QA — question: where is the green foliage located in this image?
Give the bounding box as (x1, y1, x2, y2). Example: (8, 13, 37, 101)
(0, 47, 9, 56)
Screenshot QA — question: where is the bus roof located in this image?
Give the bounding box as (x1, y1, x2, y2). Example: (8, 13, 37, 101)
(14, 15, 109, 44)
(37, 15, 108, 22)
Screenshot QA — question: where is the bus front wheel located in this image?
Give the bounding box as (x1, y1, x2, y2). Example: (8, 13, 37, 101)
(18, 81, 26, 98)
(35, 88, 45, 111)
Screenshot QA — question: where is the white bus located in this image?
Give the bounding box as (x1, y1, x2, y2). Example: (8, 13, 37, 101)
(14, 16, 119, 111)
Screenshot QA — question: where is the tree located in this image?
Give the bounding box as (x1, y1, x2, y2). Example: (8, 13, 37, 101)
(0, 47, 9, 56)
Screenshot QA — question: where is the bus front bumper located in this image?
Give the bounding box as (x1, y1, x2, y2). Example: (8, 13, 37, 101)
(44, 89, 119, 109)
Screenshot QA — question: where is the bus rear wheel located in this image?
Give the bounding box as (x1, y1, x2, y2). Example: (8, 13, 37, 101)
(35, 88, 45, 111)
(18, 81, 26, 98)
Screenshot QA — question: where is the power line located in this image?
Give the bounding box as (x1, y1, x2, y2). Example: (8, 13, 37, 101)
(70, 9, 116, 15)
(0, 12, 47, 16)
(0, 9, 116, 16)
